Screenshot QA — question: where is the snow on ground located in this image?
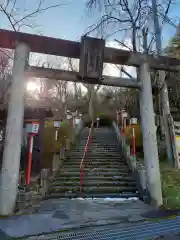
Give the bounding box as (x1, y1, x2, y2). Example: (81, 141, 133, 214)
(72, 197, 138, 202)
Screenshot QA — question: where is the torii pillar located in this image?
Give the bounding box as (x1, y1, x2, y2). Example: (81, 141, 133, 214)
(139, 62, 162, 206)
(0, 42, 30, 215)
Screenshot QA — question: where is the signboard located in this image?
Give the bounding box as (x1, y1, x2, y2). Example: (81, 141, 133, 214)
(75, 118, 81, 125)
(54, 121, 61, 128)
(79, 36, 105, 79)
(130, 118, 137, 125)
(122, 112, 128, 118)
(67, 114, 72, 120)
(26, 122, 40, 134)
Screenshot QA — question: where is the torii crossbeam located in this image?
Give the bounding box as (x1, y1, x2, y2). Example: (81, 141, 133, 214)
(0, 29, 180, 72)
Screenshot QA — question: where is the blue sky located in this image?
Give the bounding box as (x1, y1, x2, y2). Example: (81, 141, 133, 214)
(0, 0, 98, 41)
(27, 0, 179, 47)
(1, 0, 180, 48)
(29, 0, 96, 41)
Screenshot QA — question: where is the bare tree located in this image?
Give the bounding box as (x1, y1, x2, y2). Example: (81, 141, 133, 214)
(85, 0, 175, 118)
(0, 0, 67, 113)
(0, 49, 12, 107)
(83, 84, 101, 120)
(86, 0, 176, 50)
(67, 57, 101, 120)
(0, 0, 66, 32)
(86, 0, 152, 52)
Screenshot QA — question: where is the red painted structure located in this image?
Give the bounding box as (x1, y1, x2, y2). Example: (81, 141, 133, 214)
(26, 134, 34, 185)
(25, 121, 40, 185)
(80, 123, 93, 193)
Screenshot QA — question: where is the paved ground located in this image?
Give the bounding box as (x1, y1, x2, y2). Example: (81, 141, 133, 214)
(0, 198, 154, 238)
(155, 235, 180, 239)
(1, 198, 180, 239)
(25, 216, 180, 240)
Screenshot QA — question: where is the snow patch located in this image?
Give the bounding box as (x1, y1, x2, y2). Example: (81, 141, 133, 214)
(103, 197, 138, 202)
(72, 197, 138, 202)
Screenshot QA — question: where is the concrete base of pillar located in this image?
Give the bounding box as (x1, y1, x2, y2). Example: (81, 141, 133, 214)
(138, 166, 147, 191)
(40, 169, 50, 196)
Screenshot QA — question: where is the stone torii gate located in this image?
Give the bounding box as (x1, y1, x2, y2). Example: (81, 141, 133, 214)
(0, 29, 179, 215)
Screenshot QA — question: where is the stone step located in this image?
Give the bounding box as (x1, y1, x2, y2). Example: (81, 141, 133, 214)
(59, 167, 130, 173)
(86, 166, 129, 170)
(72, 140, 117, 142)
(65, 158, 126, 162)
(89, 155, 124, 158)
(64, 162, 128, 167)
(66, 157, 125, 160)
(49, 185, 138, 194)
(70, 149, 121, 152)
(86, 172, 132, 177)
(87, 149, 120, 152)
(60, 168, 130, 174)
(91, 140, 117, 142)
(51, 180, 136, 187)
(69, 153, 121, 157)
(71, 147, 120, 150)
(67, 154, 122, 158)
(45, 192, 139, 199)
(53, 175, 135, 182)
(72, 145, 118, 148)
(84, 180, 136, 187)
(85, 154, 122, 158)
(80, 140, 117, 143)
(89, 142, 118, 145)
(90, 137, 117, 139)
(56, 171, 131, 177)
(88, 149, 121, 152)
(63, 163, 128, 168)
(71, 146, 119, 150)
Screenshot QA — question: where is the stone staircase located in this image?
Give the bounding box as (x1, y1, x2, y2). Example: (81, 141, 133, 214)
(47, 127, 139, 199)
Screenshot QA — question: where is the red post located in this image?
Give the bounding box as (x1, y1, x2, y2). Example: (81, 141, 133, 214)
(72, 116, 75, 128)
(26, 134, 34, 185)
(80, 168, 83, 192)
(79, 123, 93, 193)
(121, 113, 124, 133)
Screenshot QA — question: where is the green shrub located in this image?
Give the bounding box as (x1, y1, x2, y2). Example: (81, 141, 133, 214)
(42, 119, 75, 168)
(161, 162, 180, 209)
(124, 124, 143, 149)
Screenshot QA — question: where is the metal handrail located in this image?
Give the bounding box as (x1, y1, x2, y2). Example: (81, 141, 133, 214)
(80, 122, 93, 193)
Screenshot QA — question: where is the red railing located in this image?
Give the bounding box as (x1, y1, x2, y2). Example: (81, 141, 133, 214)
(80, 122, 93, 193)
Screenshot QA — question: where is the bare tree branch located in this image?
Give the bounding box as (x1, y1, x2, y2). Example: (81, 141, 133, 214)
(114, 39, 132, 50)
(0, 0, 66, 32)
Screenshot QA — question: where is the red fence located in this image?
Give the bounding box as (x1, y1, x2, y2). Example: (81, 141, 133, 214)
(80, 122, 93, 193)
